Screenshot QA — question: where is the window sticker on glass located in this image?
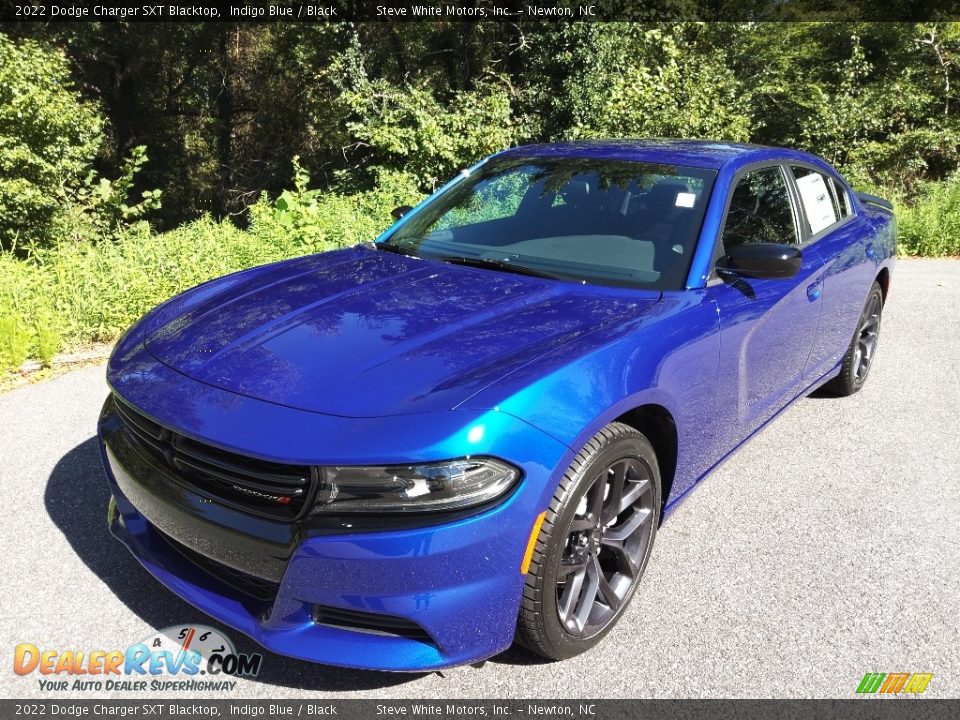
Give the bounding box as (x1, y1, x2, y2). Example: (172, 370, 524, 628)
(795, 172, 837, 234)
(675, 192, 696, 208)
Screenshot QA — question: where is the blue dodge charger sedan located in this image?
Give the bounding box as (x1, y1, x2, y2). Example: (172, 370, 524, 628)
(98, 140, 895, 670)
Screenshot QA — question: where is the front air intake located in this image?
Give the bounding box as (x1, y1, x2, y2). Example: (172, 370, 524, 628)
(159, 529, 280, 602)
(114, 395, 318, 521)
(312, 605, 434, 644)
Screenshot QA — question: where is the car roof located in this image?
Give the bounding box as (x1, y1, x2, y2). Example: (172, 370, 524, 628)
(495, 139, 819, 172)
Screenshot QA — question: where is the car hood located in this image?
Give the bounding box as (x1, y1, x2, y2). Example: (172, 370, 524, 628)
(142, 246, 658, 416)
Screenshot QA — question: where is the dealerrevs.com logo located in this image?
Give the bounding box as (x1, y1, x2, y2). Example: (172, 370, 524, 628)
(13, 625, 262, 692)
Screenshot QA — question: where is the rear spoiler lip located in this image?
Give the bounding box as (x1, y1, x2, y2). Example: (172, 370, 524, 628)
(855, 191, 894, 212)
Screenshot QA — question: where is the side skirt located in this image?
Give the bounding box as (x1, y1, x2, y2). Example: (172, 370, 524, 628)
(661, 361, 843, 522)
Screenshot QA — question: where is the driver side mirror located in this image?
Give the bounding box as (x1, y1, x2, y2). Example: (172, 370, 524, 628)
(716, 243, 802, 280)
(391, 205, 413, 220)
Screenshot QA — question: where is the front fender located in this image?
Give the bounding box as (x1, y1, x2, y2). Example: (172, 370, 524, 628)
(467, 289, 722, 508)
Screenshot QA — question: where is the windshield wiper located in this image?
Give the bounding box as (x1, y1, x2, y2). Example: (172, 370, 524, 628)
(376, 241, 419, 257)
(432, 255, 572, 281)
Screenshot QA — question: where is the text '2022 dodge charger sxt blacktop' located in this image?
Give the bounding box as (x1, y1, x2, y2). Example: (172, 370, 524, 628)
(98, 140, 895, 670)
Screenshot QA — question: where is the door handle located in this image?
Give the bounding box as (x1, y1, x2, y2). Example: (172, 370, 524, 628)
(806, 282, 822, 301)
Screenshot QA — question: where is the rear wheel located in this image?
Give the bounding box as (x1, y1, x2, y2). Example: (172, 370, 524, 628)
(827, 281, 884, 396)
(516, 422, 660, 660)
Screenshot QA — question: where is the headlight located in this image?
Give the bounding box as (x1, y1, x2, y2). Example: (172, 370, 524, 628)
(312, 457, 520, 514)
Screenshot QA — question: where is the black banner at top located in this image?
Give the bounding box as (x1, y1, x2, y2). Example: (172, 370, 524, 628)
(1, 0, 959, 23)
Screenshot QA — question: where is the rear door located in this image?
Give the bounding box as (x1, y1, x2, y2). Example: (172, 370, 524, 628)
(787, 165, 875, 382)
(707, 163, 826, 434)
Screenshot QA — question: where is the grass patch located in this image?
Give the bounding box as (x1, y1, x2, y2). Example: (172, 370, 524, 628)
(0, 314, 31, 371)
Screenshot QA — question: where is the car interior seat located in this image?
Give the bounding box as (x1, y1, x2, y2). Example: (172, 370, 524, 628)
(631, 180, 697, 271)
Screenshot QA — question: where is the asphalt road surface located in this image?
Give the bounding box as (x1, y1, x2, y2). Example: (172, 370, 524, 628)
(1, 259, 958, 700)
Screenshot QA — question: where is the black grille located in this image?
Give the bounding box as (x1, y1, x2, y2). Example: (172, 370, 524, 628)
(114, 395, 317, 520)
(312, 605, 434, 644)
(160, 530, 280, 602)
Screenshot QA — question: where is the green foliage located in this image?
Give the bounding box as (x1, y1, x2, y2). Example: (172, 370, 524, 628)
(0, 315, 30, 371)
(34, 307, 60, 367)
(334, 33, 534, 190)
(250, 157, 423, 252)
(0, 175, 423, 371)
(342, 76, 531, 189)
(3, 22, 956, 213)
(896, 178, 960, 256)
(565, 26, 752, 141)
(728, 23, 960, 187)
(6, 21, 959, 221)
(55, 145, 164, 245)
(0, 36, 103, 250)
(800, 34, 881, 166)
(0, 36, 162, 251)
(266, 156, 328, 249)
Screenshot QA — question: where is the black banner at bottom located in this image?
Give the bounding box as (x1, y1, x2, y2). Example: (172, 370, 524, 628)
(1, 699, 958, 720)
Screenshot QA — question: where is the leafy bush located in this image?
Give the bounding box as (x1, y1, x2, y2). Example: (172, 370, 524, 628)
(249, 158, 422, 252)
(572, 27, 752, 142)
(335, 38, 533, 191)
(896, 178, 960, 257)
(55, 145, 163, 245)
(0, 36, 103, 250)
(0, 37, 162, 252)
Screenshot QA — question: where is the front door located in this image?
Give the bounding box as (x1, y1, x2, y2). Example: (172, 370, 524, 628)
(707, 164, 825, 434)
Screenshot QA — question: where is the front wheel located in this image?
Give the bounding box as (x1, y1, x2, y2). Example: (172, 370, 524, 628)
(826, 281, 884, 396)
(515, 422, 661, 660)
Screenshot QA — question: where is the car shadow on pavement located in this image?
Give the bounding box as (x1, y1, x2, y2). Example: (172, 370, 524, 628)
(806, 386, 841, 400)
(44, 437, 429, 692)
(485, 646, 552, 667)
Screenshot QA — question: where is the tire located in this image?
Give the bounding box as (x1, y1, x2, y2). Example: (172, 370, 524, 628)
(826, 281, 884, 397)
(516, 422, 661, 660)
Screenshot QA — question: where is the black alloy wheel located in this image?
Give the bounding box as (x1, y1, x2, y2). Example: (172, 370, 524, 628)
(852, 290, 882, 383)
(556, 456, 656, 637)
(516, 422, 661, 659)
(827, 281, 884, 396)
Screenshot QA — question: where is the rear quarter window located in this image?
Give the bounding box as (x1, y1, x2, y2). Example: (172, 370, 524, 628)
(790, 166, 840, 235)
(790, 166, 853, 236)
(829, 176, 852, 218)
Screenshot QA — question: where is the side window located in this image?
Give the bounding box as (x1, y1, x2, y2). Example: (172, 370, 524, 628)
(791, 166, 841, 235)
(829, 177, 851, 218)
(721, 166, 798, 252)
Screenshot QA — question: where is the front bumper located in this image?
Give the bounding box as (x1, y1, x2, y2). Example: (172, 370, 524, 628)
(98, 390, 570, 671)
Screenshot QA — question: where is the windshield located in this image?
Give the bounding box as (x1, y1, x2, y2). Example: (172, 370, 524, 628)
(384, 156, 717, 290)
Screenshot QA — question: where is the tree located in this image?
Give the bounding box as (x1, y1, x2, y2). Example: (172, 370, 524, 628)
(0, 36, 103, 249)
